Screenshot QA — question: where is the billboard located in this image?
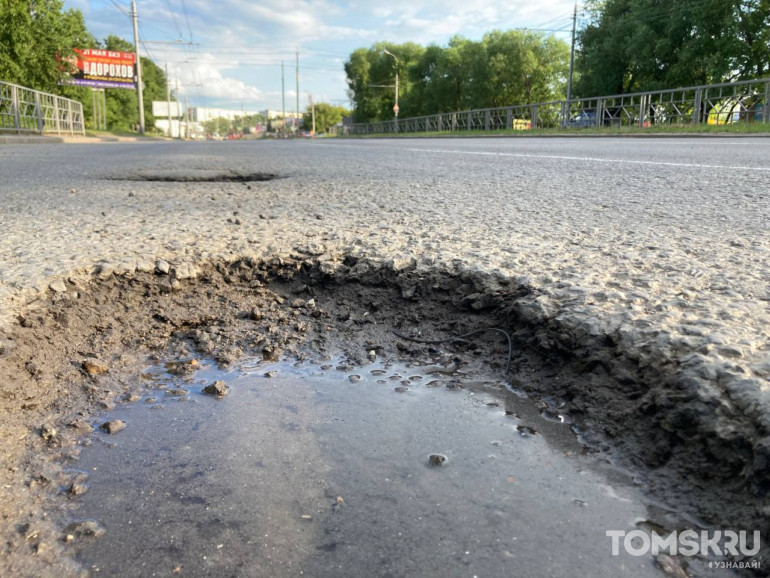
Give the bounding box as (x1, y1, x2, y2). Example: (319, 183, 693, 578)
(61, 49, 136, 90)
(152, 102, 183, 117)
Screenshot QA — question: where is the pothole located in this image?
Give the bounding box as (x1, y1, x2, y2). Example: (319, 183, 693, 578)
(69, 356, 661, 577)
(0, 257, 764, 576)
(107, 170, 280, 182)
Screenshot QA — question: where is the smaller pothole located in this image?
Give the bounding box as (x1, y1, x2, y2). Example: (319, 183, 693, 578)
(107, 170, 280, 183)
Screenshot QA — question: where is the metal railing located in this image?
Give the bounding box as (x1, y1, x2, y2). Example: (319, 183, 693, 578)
(342, 77, 770, 135)
(1, 80, 85, 135)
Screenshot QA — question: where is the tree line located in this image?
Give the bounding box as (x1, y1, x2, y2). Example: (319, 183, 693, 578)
(1, 0, 169, 132)
(5, 1, 769, 129)
(576, 0, 770, 97)
(0, 1, 345, 135)
(346, 1, 770, 122)
(345, 31, 569, 122)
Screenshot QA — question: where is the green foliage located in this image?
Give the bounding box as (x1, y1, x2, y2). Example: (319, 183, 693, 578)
(0, 0, 93, 91)
(344, 42, 426, 122)
(100, 36, 168, 131)
(482, 30, 569, 107)
(345, 32, 569, 122)
(201, 117, 231, 135)
(0, 2, 171, 133)
(235, 113, 266, 131)
(576, 0, 770, 97)
(302, 102, 349, 133)
(200, 113, 266, 136)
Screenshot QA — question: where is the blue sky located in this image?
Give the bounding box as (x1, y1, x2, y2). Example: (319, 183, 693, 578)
(64, 0, 577, 113)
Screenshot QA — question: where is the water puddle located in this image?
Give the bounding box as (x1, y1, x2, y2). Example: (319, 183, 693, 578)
(68, 356, 669, 577)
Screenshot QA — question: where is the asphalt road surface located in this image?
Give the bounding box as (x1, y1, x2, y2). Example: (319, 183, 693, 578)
(2, 136, 768, 376)
(0, 136, 767, 577)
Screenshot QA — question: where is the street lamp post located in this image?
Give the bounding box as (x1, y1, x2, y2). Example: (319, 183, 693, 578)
(383, 49, 399, 133)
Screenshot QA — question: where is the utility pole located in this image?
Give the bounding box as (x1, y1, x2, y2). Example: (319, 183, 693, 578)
(309, 94, 315, 135)
(295, 50, 299, 133)
(176, 77, 182, 139)
(566, 2, 577, 105)
(185, 96, 190, 139)
(281, 60, 285, 133)
(563, 2, 578, 129)
(165, 61, 172, 137)
(101, 89, 107, 130)
(131, 0, 145, 134)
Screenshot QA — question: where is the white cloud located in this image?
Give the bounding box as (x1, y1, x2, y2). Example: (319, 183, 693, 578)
(171, 56, 263, 103)
(376, 0, 575, 43)
(65, 0, 577, 110)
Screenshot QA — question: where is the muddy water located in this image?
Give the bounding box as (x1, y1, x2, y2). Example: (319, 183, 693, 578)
(69, 358, 668, 577)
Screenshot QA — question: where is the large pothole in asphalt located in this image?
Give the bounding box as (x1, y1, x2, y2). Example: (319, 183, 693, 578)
(68, 355, 663, 577)
(107, 169, 280, 182)
(0, 257, 763, 577)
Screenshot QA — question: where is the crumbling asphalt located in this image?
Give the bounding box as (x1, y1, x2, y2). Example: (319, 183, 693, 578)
(0, 137, 768, 574)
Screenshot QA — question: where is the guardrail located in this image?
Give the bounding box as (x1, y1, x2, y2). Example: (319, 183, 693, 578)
(1, 80, 86, 135)
(342, 77, 770, 135)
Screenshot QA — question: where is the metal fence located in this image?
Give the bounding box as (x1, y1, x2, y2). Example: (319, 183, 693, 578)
(343, 77, 770, 135)
(0, 80, 85, 135)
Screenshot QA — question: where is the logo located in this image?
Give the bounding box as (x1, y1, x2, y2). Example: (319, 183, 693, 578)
(606, 529, 760, 560)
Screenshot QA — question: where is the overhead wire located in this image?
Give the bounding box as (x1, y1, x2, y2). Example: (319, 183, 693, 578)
(164, 0, 184, 40)
(179, 0, 195, 42)
(529, 11, 574, 29)
(108, 0, 130, 17)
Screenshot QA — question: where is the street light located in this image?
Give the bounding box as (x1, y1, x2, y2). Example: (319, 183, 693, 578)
(383, 49, 399, 132)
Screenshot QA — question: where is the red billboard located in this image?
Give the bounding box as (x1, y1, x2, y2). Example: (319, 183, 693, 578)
(61, 49, 137, 90)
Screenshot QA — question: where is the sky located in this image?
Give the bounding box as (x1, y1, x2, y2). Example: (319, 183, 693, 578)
(64, 0, 578, 114)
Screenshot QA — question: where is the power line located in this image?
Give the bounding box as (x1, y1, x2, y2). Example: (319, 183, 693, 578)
(154, 46, 351, 58)
(164, 0, 184, 40)
(530, 12, 574, 29)
(108, 0, 130, 17)
(137, 26, 158, 62)
(179, 0, 195, 42)
(516, 27, 572, 33)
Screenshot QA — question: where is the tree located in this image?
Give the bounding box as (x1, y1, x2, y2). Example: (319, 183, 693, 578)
(202, 117, 231, 136)
(101, 35, 168, 131)
(345, 32, 569, 122)
(234, 113, 267, 132)
(731, 0, 770, 78)
(0, 3, 173, 133)
(575, 0, 770, 97)
(0, 0, 93, 91)
(482, 30, 569, 107)
(302, 102, 350, 133)
(344, 42, 425, 122)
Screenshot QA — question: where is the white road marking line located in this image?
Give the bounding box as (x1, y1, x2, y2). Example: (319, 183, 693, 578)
(404, 147, 770, 171)
(679, 142, 770, 146)
(320, 142, 770, 171)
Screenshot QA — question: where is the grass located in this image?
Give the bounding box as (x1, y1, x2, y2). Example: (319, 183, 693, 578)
(340, 122, 770, 138)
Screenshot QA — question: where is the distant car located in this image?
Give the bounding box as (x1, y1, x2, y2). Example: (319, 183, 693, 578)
(569, 112, 597, 128)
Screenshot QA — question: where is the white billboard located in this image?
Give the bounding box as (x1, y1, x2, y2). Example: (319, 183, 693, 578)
(152, 101, 183, 117)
